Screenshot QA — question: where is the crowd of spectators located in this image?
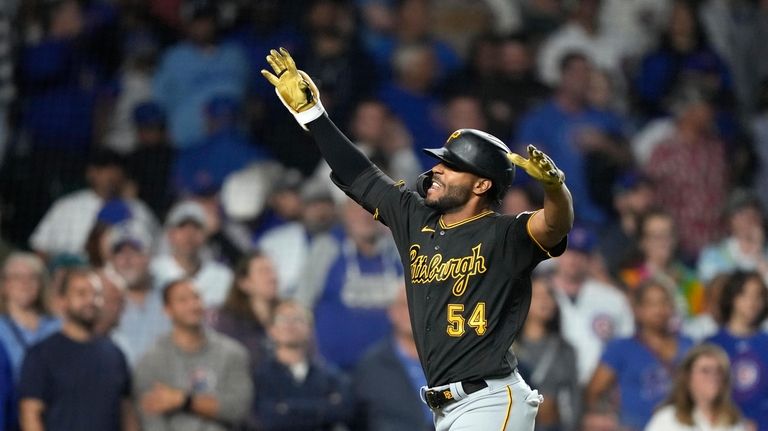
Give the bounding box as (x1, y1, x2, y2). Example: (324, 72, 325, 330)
(0, 0, 768, 430)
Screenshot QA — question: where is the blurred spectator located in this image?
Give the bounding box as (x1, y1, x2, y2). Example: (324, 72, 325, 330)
(151, 200, 233, 307)
(0, 3, 14, 167)
(682, 272, 728, 342)
(751, 79, 768, 211)
(248, 167, 304, 242)
(209, 250, 278, 366)
(0, 341, 13, 430)
(258, 181, 339, 297)
(442, 33, 499, 98)
(0, 252, 59, 381)
(430, 0, 495, 57)
(135, 278, 252, 431)
(125, 101, 176, 219)
(19, 267, 137, 431)
(706, 271, 768, 431)
(442, 93, 488, 134)
(109, 221, 171, 367)
(619, 210, 705, 322)
(580, 408, 620, 431)
(537, 0, 622, 87)
(174, 94, 270, 196)
(550, 225, 634, 384)
(501, 184, 540, 216)
(152, 0, 249, 147)
(365, 0, 460, 82)
(517, 52, 628, 225)
(300, 199, 401, 371)
(645, 343, 747, 431)
(586, 279, 694, 431)
(489, 35, 550, 139)
(29, 149, 159, 260)
(378, 42, 445, 169)
(353, 284, 433, 431)
(644, 83, 728, 261)
(698, 190, 768, 284)
(102, 32, 159, 154)
(699, 0, 765, 113)
(313, 99, 419, 200)
(302, 0, 377, 125)
(252, 300, 354, 431)
(84, 198, 135, 268)
(597, 173, 655, 279)
(93, 268, 126, 336)
(634, 0, 733, 118)
(598, 0, 671, 62)
(514, 273, 580, 431)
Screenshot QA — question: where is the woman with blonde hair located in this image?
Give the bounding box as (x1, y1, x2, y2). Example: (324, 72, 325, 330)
(645, 343, 746, 431)
(0, 252, 60, 380)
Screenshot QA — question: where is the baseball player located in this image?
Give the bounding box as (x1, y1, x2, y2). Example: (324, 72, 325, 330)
(262, 48, 574, 431)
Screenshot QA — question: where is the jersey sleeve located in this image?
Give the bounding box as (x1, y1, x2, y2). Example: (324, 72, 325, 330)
(18, 345, 48, 401)
(330, 165, 427, 237)
(502, 211, 567, 270)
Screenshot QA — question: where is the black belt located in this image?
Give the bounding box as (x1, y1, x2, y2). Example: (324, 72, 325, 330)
(424, 379, 488, 409)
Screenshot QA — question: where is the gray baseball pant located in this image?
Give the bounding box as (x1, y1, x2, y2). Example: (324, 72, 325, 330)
(421, 369, 543, 431)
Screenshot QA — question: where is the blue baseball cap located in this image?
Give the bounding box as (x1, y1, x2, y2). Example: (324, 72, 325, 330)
(97, 199, 133, 225)
(568, 224, 596, 253)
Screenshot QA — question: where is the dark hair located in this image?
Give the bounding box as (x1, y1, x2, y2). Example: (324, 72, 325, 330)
(532, 273, 562, 335)
(220, 251, 276, 319)
(84, 222, 111, 267)
(162, 277, 193, 305)
(632, 277, 674, 307)
(59, 266, 95, 296)
(718, 271, 768, 327)
(559, 51, 590, 74)
(87, 148, 125, 169)
(637, 208, 675, 238)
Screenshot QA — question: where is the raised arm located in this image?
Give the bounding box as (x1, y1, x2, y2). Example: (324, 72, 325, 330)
(261, 48, 375, 185)
(509, 145, 574, 249)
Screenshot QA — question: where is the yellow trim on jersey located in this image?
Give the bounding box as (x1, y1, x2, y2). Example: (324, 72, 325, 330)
(393, 179, 406, 188)
(421, 226, 435, 233)
(501, 385, 513, 430)
(525, 210, 554, 258)
(439, 210, 494, 230)
(373, 208, 380, 220)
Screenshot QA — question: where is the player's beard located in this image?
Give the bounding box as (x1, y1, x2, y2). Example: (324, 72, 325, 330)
(425, 182, 473, 213)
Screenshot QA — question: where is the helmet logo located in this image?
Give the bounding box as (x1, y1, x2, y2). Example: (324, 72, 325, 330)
(447, 130, 461, 143)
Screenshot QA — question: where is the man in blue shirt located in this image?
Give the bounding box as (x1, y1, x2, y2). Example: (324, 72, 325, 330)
(18, 266, 137, 431)
(516, 52, 628, 225)
(152, 0, 250, 148)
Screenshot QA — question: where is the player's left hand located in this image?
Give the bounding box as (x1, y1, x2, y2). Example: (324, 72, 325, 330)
(508, 145, 565, 189)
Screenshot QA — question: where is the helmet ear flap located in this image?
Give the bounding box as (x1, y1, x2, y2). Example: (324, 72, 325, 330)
(416, 170, 434, 199)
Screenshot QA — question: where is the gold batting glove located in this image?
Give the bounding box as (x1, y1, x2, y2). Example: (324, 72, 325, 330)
(261, 47, 325, 130)
(508, 145, 565, 189)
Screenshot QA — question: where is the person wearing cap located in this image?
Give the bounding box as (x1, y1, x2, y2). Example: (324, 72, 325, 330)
(151, 200, 233, 307)
(550, 225, 634, 385)
(152, 0, 249, 148)
(258, 181, 340, 297)
(698, 189, 768, 285)
(126, 101, 176, 220)
(108, 221, 171, 367)
(29, 149, 160, 261)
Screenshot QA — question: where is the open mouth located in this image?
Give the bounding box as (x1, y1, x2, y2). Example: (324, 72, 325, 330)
(429, 180, 442, 192)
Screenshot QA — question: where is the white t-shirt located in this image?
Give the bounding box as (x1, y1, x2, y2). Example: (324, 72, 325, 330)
(554, 278, 635, 384)
(537, 23, 622, 86)
(258, 222, 310, 297)
(150, 255, 233, 307)
(29, 189, 159, 257)
(645, 405, 747, 431)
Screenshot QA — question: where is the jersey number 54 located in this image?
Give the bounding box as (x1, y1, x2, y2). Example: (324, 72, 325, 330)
(446, 302, 487, 337)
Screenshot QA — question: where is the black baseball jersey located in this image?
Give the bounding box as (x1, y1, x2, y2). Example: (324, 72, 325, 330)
(333, 166, 567, 387)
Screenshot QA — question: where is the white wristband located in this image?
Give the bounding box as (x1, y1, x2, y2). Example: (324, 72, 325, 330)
(274, 88, 326, 131)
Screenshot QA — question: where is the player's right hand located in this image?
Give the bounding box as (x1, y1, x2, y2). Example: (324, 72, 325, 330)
(508, 145, 565, 189)
(261, 47, 325, 130)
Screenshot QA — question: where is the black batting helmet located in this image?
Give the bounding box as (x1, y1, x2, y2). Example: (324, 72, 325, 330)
(417, 129, 515, 201)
